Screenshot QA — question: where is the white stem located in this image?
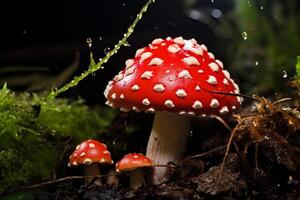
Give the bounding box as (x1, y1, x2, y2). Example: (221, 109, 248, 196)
(146, 111, 190, 184)
(129, 169, 145, 189)
(84, 163, 101, 185)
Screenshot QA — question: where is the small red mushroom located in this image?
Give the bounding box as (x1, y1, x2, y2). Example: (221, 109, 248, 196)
(116, 153, 154, 189)
(68, 139, 113, 185)
(104, 37, 242, 184)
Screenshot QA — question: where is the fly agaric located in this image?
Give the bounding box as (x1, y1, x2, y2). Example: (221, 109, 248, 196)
(104, 36, 242, 184)
(68, 139, 113, 185)
(116, 153, 154, 189)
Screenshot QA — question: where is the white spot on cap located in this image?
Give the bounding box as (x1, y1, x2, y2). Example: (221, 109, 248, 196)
(141, 71, 153, 79)
(131, 84, 140, 91)
(142, 98, 150, 106)
(100, 158, 106, 163)
(234, 83, 240, 93)
(210, 99, 220, 108)
(152, 38, 163, 44)
(200, 44, 208, 51)
(223, 70, 231, 79)
(208, 63, 219, 72)
(120, 94, 125, 99)
(114, 74, 123, 81)
(153, 84, 165, 92)
(140, 52, 153, 62)
(165, 100, 175, 108)
(176, 89, 187, 98)
(189, 47, 203, 56)
(195, 85, 201, 91)
(125, 66, 135, 76)
(76, 145, 80, 150)
(215, 60, 224, 68)
(125, 59, 134, 69)
(80, 152, 86, 157)
(133, 155, 139, 159)
(189, 38, 198, 44)
(168, 44, 181, 53)
(207, 52, 215, 59)
(232, 105, 236, 110)
(72, 161, 78, 166)
(178, 70, 192, 79)
(174, 36, 185, 45)
(223, 79, 229, 85)
(89, 143, 96, 148)
(165, 70, 171, 73)
(166, 36, 172, 40)
(120, 107, 130, 112)
(183, 56, 200, 66)
(192, 101, 203, 109)
(198, 69, 204, 74)
(219, 106, 229, 115)
(237, 96, 243, 104)
(111, 93, 116, 99)
(149, 58, 164, 66)
(179, 111, 187, 115)
(187, 111, 195, 117)
(147, 108, 155, 113)
(207, 75, 217, 85)
(133, 106, 141, 112)
(135, 48, 144, 57)
(83, 158, 92, 165)
(103, 150, 110, 155)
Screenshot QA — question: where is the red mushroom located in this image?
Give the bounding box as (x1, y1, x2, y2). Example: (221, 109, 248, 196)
(104, 37, 242, 184)
(116, 153, 154, 189)
(68, 139, 113, 185)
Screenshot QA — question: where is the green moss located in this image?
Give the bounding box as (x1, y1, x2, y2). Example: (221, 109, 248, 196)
(0, 84, 115, 192)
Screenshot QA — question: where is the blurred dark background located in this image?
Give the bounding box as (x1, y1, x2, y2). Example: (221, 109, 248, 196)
(0, 0, 235, 104)
(0, 0, 299, 104)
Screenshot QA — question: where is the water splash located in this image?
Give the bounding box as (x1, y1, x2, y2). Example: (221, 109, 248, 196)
(104, 47, 111, 55)
(282, 70, 288, 79)
(86, 38, 93, 48)
(242, 32, 248, 40)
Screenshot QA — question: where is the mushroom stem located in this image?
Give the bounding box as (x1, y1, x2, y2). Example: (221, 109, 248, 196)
(146, 111, 190, 184)
(84, 163, 102, 185)
(129, 169, 145, 189)
(106, 169, 119, 186)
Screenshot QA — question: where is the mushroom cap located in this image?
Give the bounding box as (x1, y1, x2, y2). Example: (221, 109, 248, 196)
(116, 153, 154, 173)
(68, 139, 112, 167)
(104, 37, 242, 116)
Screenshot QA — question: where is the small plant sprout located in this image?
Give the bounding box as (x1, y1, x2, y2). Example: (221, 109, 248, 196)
(116, 153, 154, 189)
(104, 37, 242, 184)
(68, 140, 113, 185)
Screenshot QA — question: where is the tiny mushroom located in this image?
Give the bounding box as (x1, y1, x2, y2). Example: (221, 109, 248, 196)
(104, 37, 242, 184)
(68, 139, 113, 185)
(116, 153, 154, 189)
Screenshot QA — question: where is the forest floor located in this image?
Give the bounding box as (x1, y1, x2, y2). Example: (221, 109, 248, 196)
(2, 96, 300, 200)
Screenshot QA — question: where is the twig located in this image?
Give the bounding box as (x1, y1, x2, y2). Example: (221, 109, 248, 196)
(0, 174, 117, 197)
(210, 114, 233, 132)
(182, 145, 227, 164)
